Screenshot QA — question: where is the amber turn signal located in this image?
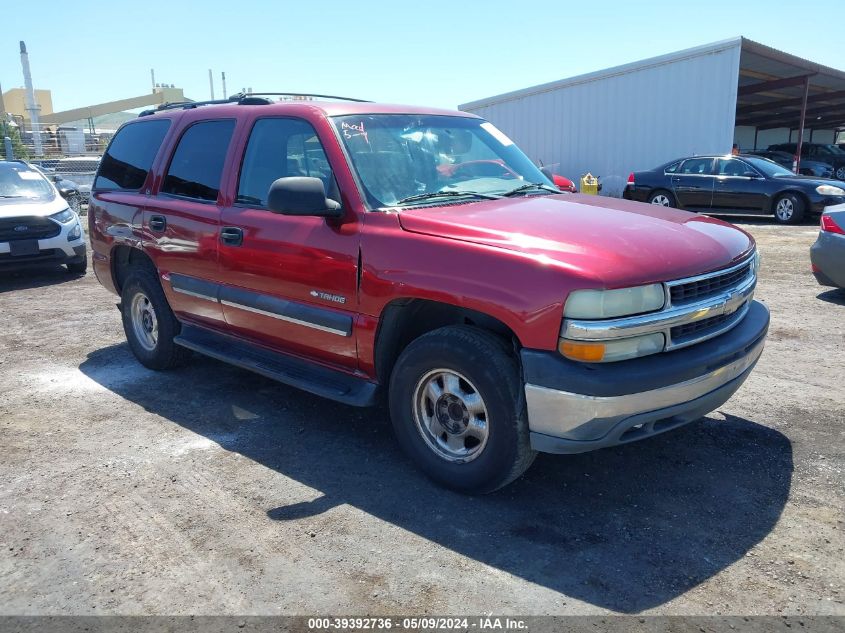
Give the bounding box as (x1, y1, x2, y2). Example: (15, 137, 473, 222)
(559, 340, 606, 362)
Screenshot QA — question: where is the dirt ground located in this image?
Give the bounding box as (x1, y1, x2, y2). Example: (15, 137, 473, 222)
(0, 219, 843, 616)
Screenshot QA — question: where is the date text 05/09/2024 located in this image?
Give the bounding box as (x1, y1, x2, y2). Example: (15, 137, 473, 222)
(307, 617, 528, 631)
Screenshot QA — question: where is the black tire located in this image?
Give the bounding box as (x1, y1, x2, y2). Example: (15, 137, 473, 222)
(648, 189, 676, 207)
(836, 165, 845, 181)
(66, 252, 87, 274)
(773, 192, 805, 225)
(120, 267, 190, 370)
(388, 326, 536, 494)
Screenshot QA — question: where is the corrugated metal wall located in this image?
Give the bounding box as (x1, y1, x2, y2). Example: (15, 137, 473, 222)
(461, 42, 742, 197)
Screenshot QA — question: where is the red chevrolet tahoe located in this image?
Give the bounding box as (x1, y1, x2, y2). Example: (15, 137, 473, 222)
(89, 94, 768, 493)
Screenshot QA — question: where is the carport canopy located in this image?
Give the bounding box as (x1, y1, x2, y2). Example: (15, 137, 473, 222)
(735, 38, 845, 150)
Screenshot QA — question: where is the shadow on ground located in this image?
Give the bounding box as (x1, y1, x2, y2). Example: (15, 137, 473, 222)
(816, 288, 845, 306)
(0, 265, 85, 293)
(80, 343, 793, 613)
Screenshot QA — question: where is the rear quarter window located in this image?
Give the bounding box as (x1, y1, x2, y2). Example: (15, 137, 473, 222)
(94, 119, 171, 191)
(161, 119, 235, 202)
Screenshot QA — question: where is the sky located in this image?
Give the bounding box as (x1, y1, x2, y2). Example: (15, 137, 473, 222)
(2, 0, 844, 114)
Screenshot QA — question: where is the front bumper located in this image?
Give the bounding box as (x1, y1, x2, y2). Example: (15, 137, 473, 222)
(811, 195, 845, 215)
(523, 300, 769, 454)
(0, 216, 86, 269)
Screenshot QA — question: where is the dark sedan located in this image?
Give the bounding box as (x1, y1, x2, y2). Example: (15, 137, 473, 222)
(768, 142, 845, 181)
(623, 154, 845, 224)
(811, 205, 845, 289)
(31, 165, 83, 213)
(746, 150, 833, 178)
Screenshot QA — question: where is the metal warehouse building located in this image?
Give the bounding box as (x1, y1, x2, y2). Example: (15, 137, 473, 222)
(459, 37, 845, 196)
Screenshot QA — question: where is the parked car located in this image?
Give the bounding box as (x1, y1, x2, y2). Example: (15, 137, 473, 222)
(89, 97, 768, 493)
(810, 204, 845, 289)
(623, 154, 845, 224)
(0, 160, 87, 273)
(438, 159, 577, 193)
(30, 165, 83, 212)
(55, 156, 100, 202)
(768, 142, 845, 180)
(551, 173, 577, 193)
(745, 150, 834, 178)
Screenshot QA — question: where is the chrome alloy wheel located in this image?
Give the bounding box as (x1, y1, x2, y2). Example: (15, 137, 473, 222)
(650, 193, 670, 206)
(130, 291, 159, 352)
(775, 197, 794, 222)
(412, 369, 490, 463)
(836, 166, 845, 180)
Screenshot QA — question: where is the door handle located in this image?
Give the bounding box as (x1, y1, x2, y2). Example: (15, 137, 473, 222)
(149, 215, 167, 232)
(220, 226, 244, 246)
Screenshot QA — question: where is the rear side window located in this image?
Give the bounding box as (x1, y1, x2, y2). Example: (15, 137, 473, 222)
(237, 118, 337, 207)
(94, 120, 170, 191)
(162, 119, 235, 202)
(679, 158, 713, 175)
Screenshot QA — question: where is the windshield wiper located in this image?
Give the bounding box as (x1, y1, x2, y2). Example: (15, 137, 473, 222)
(0, 195, 25, 199)
(502, 182, 560, 197)
(395, 190, 501, 205)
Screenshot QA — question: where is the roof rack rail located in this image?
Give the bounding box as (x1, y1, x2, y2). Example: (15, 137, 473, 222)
(239, 92, 371, 103)
(137, 91, 370, 117)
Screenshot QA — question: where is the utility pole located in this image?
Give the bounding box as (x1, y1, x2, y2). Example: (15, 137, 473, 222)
(221, 72, 227, 99)
(151, 68, 156, 92)
(208, 69, 215, 100)
(19, 41, 43, 157)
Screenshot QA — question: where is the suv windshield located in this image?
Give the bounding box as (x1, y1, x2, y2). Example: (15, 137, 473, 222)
(743, 156, 794, 178)
(332, 114, 553, 208)
(0, 162, 55, 200)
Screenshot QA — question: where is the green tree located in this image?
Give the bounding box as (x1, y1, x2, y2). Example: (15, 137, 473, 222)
(0, 122, 30, 160)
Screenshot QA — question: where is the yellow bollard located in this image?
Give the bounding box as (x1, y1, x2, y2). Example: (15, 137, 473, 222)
(579, 173, 599, 195)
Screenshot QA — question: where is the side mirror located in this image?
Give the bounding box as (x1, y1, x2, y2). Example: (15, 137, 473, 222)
(267, 177, 342, 218)
(743, 171, 760, 178)
(57, 189, 70, 199)
(52, 174, 63, 182)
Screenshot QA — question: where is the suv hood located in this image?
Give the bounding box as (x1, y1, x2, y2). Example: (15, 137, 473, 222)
(0, 194, 66, 219)
(397, 194, 755, 288)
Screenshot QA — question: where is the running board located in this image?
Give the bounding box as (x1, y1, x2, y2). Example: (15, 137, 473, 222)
(175, 324, 378, 407)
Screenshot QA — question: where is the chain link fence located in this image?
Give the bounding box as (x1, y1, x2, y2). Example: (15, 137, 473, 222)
(2, 119, 115, 214)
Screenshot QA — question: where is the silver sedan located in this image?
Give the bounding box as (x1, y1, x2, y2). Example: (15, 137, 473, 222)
(811, 204, 845, 289)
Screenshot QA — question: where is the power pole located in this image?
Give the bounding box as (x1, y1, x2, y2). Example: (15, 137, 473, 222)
(19, 41, 43, 157)
(208, 69, 215, 100)
(221, 72, 227, 99)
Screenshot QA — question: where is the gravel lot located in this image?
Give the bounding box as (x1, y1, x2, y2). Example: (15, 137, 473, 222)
(0, 219, 842, 616)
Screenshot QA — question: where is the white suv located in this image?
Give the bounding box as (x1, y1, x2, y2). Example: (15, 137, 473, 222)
(0, 160, 87, 273)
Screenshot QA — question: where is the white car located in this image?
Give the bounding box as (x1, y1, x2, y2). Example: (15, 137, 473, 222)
(0, 160, 87, 274)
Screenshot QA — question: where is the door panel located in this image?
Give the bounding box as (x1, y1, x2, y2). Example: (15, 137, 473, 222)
(144, 198, 224, 324)
(144, 118, 236, 325)
(217, 116, 360, 370)
(671, 158, 715, 209)
(712, 158, 767, 213)
(217, 209, 360, 369)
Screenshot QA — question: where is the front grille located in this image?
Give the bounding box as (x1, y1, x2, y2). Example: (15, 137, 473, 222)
(671, 312, 734, 341)
(670, 260, 753, 305)
(0, 216, 60, 241)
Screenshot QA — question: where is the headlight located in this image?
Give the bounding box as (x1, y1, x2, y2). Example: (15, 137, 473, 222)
(816, 185, 845, 196)
(67, 223, 82, 241)
(559, 332, 665, 363)
(564, 283, 665, 319)
(50, 208, 75, 224)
